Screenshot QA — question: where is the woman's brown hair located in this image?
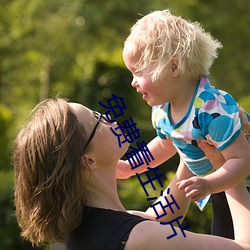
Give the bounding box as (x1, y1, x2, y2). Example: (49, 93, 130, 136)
(13, 98, 88, 246)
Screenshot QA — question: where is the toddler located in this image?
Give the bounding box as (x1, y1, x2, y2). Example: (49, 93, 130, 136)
(119, 9, 250, 238)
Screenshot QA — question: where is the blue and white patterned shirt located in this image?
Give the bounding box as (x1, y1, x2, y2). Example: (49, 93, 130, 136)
(152, 75, 242, 176)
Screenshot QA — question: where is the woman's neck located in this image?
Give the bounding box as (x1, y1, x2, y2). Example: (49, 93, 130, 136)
(84, 164, 126, 212)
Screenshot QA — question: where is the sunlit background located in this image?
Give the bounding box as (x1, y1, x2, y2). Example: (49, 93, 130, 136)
(0, 0, 249, 249)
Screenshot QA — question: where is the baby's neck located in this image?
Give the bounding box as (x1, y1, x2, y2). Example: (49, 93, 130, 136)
(169, 77, 198, 124)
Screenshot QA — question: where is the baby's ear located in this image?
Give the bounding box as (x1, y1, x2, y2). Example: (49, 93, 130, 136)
(171, 57, 180, 76)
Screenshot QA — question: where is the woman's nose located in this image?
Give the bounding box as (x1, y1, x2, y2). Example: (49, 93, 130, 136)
(107, 114, 112, 122)
(105, 113, 112, 123)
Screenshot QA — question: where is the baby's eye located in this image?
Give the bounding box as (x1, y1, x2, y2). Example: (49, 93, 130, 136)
(133, 70, 142, 77)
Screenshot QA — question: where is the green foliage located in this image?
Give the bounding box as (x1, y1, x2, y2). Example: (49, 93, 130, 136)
(118, 170, 212, 234)
(1, 0, 249, 135)
(239, 95, 250, 113)
(185, 1, 250, 100)
(0, 104, 13, 170)
(0, 0, 249, 248)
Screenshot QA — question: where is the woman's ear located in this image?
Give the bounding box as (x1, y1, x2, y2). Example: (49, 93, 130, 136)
(170, 57, 180, 77)
(82, 155, 97, 169)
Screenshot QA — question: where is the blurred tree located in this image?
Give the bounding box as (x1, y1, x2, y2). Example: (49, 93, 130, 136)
(0, 0, 249, 248)
(185, 0, 250, 100)
(0, 105, 12, 169)
(1, 0, 248, 129)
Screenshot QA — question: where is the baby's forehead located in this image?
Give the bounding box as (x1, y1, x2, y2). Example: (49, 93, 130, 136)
(124, 42, 140, 55)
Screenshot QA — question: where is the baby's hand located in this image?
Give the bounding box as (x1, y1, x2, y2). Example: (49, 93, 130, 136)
(177, 176, 211, 202)
(116, 159, 133, 179)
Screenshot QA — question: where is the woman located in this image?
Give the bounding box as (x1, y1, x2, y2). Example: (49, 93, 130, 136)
(13, 98, 250, 249)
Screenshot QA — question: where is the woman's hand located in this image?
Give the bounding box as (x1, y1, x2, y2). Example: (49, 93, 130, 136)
(239, 107, 250, 141)
(116, 159, 134, 179)
(177, 108, 250, 201)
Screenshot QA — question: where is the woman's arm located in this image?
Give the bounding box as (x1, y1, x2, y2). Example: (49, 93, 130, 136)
(145, 159, 192, 223)
(129, 159, 193, 224)
(125, 184, 250, 250)
(225, 184, 250, 245)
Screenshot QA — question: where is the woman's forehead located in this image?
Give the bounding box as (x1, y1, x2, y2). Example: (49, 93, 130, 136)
(68, 103, 93, 126)
(68, 102, 90, 114)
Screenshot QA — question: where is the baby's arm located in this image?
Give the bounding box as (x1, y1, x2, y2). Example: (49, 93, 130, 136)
(116, 136, 177, 179)
(178, 132, 250, 201)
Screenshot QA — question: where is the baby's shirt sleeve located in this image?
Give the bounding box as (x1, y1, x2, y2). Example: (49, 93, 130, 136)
(197, 89, 241, 151)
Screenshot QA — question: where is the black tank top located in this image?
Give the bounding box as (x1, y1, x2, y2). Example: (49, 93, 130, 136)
(66, 206, 148, 250)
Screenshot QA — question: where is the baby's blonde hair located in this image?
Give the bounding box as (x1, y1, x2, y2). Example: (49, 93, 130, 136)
(125, 9, 222, 81)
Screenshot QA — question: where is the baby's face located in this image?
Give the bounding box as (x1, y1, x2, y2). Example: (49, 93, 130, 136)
(123, 43, 173, 106)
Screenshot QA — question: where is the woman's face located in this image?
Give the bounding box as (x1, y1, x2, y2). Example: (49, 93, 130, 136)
(68, 103, 129, 161)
